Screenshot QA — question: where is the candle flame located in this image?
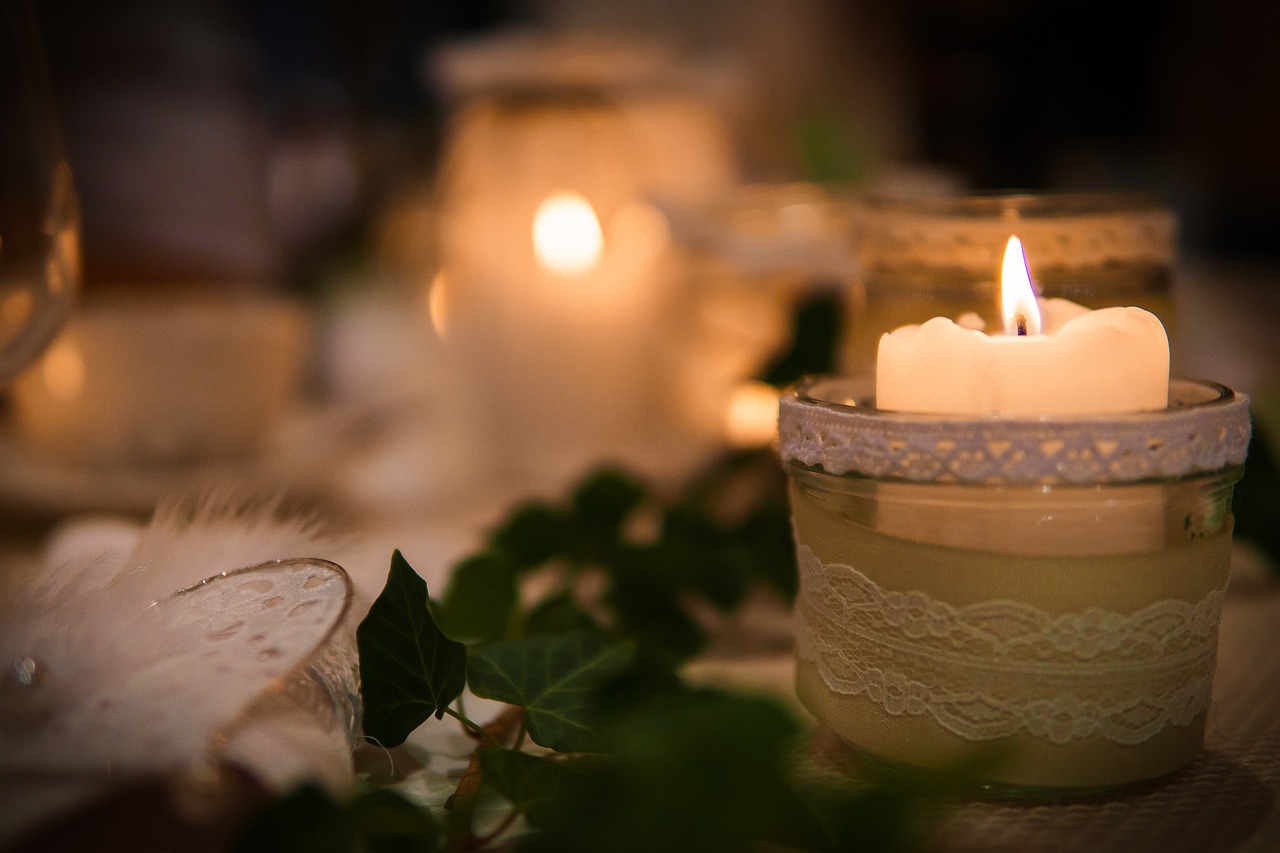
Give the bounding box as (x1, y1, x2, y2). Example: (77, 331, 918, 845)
(1000, 235, 1041, 336)
(532, 191, 604, 275)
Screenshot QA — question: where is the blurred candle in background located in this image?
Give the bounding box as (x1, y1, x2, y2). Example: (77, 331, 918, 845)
(432, 31, 737, 484)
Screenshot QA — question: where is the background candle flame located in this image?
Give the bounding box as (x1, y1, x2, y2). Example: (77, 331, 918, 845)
(532, 191, 604, 276)
(1000, 235, 1041, 336)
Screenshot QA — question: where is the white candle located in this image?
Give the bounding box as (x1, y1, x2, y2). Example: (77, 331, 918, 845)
(876, 236, 1169, 416)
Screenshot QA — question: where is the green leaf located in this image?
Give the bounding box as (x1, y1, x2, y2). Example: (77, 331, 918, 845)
(357, 550, 467, 747)
(478, 748, 591, 827)
(648, 507, 749, 610)
(570, 469, 647, 539)
(235, 785, 440, 853)
(524, 589, 600, 636)
(349, 788, 440, 853)
(606, 568, 706, 662)
(490, 501, 573, 568)
(758, 291, 844, 387)
(467, 631, 634, 752)
(438, 551, 517, 642)
(523, 687, 810, 853)
(733, 501, 799, 602)
(235, 784, 352, 853)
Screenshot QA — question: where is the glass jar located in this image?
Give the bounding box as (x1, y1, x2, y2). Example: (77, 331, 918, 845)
(432, 32, 736, 483)
(842, 193, 1177, 375)
(0, 0, 80, 385)
(658, 182, 858, 448)
(778, 376, 1251, 794)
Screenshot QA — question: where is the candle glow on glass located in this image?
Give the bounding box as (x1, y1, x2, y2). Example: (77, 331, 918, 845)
(532, 191, 604, 275)
(424, 270, 450, 339)
(1000, 235, 1041, 336)
(725, 380, 780, 448)
(40, 335, 85, 402)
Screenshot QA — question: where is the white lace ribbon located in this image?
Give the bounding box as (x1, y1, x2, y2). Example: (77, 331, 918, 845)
(778, 377, 1251, 486)
(795, 545, 1224, 745)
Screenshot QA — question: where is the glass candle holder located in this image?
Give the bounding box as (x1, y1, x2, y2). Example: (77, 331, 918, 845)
(0, 557, 357, 843)
(658, 183, 858, 448)
(433, 32, 735, 482)
(778, 376, 1251, 794)
(841, 193, 1177, 375)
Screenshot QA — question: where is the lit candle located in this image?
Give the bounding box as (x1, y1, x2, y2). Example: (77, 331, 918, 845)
(433, 33, 737, 483)
(782, 373, 1249, 790)
(876, 236, 1169, 416)
(781, 233, 1252, 791)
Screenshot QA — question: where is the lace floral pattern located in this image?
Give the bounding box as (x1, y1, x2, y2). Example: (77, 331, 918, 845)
(778, 377, 1251, 486)
(795, 545, 1224, 745)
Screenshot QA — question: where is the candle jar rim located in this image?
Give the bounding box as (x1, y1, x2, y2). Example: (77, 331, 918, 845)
(0, 557, 357, 784)
(778, 376, 1251, 486)
(851, 190, 1177, 277)
(855, 189, 1172, 220)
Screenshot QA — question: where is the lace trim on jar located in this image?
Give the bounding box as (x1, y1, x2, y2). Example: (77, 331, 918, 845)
(795, 545, 1224, 745)
(778, 377, 1251, 486)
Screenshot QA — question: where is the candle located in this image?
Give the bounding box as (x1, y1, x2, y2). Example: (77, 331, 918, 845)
(433, 32, 737, 484)
(781, 376, 1250, 792)
(872, 237, 1171, 559)
(876, 237, 1170, 416)
(779, 233, 1252, 793)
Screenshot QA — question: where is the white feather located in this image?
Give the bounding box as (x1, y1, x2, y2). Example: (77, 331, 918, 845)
(0, 490, 359, 841)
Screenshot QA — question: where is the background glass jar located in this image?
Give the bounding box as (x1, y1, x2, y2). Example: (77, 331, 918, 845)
(778, 376, 1251, 794)
(841, 193, 1178, 376)
(432, 32, 736, 486)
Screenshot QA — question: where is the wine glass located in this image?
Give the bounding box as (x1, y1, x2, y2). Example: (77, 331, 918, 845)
(0, 0, 79, 386)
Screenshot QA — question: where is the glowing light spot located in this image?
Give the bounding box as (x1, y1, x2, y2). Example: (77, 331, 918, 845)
(40, 336, 85, 402)
(725, 381, 781, 448)
(428, 270, 449, 339)
(533, 192, 604, 275)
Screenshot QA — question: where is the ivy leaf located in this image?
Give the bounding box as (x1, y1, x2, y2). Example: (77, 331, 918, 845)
(467, 631, 634, 752)
(438, 552, 517, 643)
(478, 748, 591, 827)
(490, 502, 572, 568)
(758, 291, 844, 387)
(235, 784, 351, 853)
(348, 788, 440, 853)
(523, 687, 814, 853)
(606, 566, 706, 662)
(235, 785, 439, 853)
(358, 550, 467, 747)
(524, 590, 600, 636)
(570, 469, 647, 546)
(731, 501, 799, 602)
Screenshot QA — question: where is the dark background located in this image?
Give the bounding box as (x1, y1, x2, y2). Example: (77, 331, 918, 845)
(31, 0, 1280, 287)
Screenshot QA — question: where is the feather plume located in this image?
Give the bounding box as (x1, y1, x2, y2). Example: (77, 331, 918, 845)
(0, 490, 359, 842)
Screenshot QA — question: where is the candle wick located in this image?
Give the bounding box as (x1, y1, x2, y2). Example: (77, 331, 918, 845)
(1016, 313, 1028, 336)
